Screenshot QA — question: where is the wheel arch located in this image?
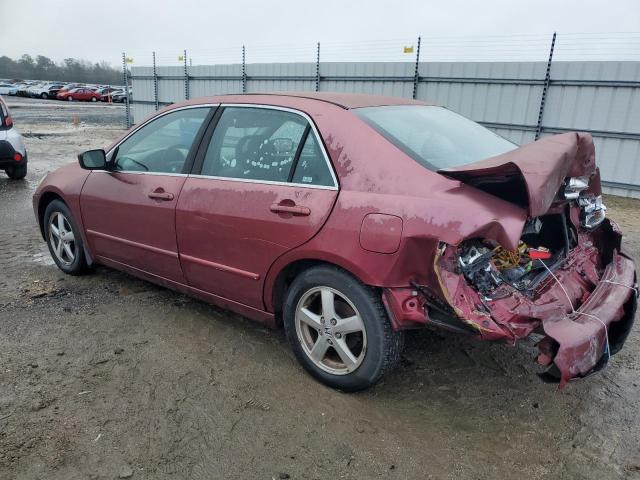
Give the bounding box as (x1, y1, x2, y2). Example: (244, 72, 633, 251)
(37, 191, 66, 239)
(266, 255, 375, 321)
(37, 190, 95, 267)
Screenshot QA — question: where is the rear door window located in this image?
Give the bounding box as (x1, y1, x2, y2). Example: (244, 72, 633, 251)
(0, 99, 8, 128)
(200, 106, 336, 187)
(201, 107, 307, 183)
(291, 133, 334, 187)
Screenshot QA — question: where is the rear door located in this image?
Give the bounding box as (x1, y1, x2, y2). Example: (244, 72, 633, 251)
(176, 105, 339, 309)
(81, 106, 213, 283)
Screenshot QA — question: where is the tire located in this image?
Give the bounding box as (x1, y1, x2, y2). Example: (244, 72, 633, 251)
(43, 199, 89, 275)
(91, 97, 97, 102)
(5, 163, 27, 180)
(41, 92, 48, 99)
(67, 96, 73, 102)
(283, 265, 403, 391)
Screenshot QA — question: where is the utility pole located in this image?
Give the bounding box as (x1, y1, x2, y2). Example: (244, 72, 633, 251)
(242, 45, 247, 93)
(535, 32, 556, 140)
(183, 49, 190, 100)
(315, 42, 321, 92)
(412, 36, 421, 100)
(152, 51, 159, 111)
(122, 52, 131, 128)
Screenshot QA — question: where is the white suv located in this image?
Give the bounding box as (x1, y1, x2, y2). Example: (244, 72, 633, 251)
(0, 97, 27, 179)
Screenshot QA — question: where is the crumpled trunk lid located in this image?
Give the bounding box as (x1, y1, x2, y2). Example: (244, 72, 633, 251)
(439, 132, 597, 217)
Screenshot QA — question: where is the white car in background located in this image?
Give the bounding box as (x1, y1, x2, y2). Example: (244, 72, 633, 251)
(30, 83, 66, 99)
(0, 83, 19, 95)
(0, 97, 28, 179)
(26, 83, 46, 97)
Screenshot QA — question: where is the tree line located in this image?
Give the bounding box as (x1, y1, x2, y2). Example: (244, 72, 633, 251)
(0, 54, 123, 85)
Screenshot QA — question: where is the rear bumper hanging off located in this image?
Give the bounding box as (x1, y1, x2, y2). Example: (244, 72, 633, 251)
(538, 251, 637, 387)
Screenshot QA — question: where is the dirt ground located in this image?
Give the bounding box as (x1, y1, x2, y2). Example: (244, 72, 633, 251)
(1, 97, 639, 480)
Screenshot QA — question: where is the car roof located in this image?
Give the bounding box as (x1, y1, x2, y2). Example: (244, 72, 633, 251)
(181, 92, 431, 110)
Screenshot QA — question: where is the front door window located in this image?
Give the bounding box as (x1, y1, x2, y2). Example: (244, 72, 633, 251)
(113, 107, 210, 174)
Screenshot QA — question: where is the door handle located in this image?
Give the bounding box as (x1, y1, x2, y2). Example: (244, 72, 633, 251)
(148, 190, 174, 201)
(270, 203, 311, 216)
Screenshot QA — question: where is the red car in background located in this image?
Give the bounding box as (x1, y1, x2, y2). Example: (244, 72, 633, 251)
(56, 87, 100, 102)
(32, 93, 637, 391)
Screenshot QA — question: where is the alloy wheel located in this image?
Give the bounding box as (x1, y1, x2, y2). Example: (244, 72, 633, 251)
(295, 286, 367, 375)
(48, 212, 76, 266)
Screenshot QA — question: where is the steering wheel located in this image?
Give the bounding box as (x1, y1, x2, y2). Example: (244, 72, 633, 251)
(158, 145, 187, 173)
(257, 138, 277, 160)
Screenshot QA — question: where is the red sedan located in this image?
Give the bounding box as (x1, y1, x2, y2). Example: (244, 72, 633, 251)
(33, 93, 637, 391)
(56, 87, 101, 102)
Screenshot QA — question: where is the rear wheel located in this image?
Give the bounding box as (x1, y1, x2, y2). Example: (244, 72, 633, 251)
(67, 96, 73, 102)
(91, 96, 97, 102)
(283, 265, 403, 391)
(5, 163, 27, 180)
(44, 200, 89, 275)
(41, 92, 48, 99)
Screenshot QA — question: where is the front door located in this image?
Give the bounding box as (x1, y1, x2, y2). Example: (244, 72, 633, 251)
(81, 106, 213, 283)
(176, 105, 339, 309)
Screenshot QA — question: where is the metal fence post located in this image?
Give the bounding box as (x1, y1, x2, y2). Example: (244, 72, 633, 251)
(315, 42, 321, 92)
(122, 52, 131, 129)
(152, 51, 159, 111)
(183, 49, 189, 100)
(535, 32, 556, 140)
(412, 36, 421, 100)
(242, 45, 247, 93)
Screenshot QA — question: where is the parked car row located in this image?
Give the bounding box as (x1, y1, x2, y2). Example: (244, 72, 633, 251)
(0, 80, 130, 103)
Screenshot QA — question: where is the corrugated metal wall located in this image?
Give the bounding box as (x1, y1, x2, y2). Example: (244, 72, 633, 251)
(130, 60, 640, 198)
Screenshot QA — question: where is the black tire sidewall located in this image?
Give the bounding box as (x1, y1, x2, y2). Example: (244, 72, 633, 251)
(43, 200, 87, 275)
(5, 164, 27, 180)
(283, 266, 397, 392)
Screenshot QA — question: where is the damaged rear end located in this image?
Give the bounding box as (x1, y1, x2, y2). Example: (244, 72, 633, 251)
(434, 133, 638, 387)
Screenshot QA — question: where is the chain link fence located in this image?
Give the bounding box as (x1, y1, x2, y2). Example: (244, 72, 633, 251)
(121, 33, 640, 197)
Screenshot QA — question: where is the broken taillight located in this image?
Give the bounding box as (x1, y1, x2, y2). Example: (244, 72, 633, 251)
(578, 195, 606, 229)
(564, 176, 590, 199)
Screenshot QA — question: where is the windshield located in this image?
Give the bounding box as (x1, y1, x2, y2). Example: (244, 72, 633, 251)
(353, 105, 517, 170)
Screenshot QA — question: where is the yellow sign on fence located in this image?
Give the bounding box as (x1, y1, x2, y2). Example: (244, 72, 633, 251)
(403, 46, 414, 54)
(125, 57, 134, 64)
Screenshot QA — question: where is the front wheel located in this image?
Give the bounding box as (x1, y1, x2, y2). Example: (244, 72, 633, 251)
(5, 163, 27, 180)
(91, 97, 97, 102)
(283, 265, 403, 391)
(67, 96, 73, 102)
(41, 92, 48, 99)
(44, 200, 89, 275)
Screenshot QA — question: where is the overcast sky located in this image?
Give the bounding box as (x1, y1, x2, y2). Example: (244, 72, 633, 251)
(2, 0, 640, 66)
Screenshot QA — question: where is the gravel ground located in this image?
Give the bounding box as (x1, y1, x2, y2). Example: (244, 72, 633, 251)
(1, 97, 639, 480)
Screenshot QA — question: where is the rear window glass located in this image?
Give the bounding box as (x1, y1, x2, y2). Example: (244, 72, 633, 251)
(353, 105, 516, 170)
(0, 100, 7, 124)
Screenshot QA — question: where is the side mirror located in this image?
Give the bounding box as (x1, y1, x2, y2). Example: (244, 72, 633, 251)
(78, 149, 107, 170)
